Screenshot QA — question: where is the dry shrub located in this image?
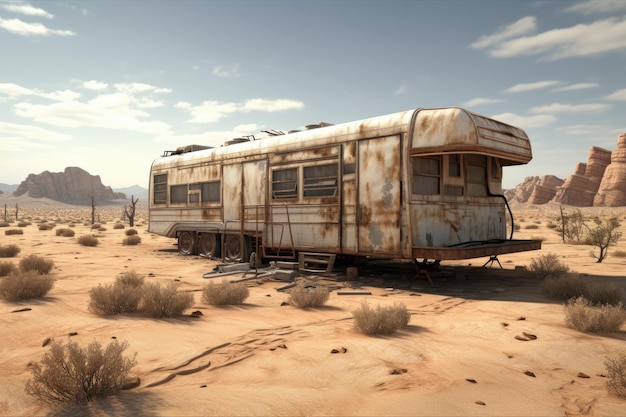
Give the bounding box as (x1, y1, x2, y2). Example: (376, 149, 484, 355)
(0, 271, 54, 301)
(541, 274, 624, 306)
(88, 271, 145, 315)
(564, 297, 626, 333)
(352, 301, 411, 335)
(5, 228, 23, 235)
(25, 339, 137, 404)
(0, 261, 16, 277)
(525, 224, 539, 230)
(55, 228, 75, 237)
(202, 279, 249, 305)
(125, 228, 138, 236)
(78, 235, 99, 247)
(113, 223, 125, 230)
(0, 221, 10, 227)
(18, 221, 30, 227)
(19, 254, 54, 275)
(38, 223, 55, 231)
(140, 282, 194, 318)
(0, 244, 20, 258)
(605, 352, 626, 398)
(612, 250, 626, 258)
(288, 282, 329, 308)
(90, 224, 101, 230)
(529, 253, 570, 279)
(122, 235, 141, 246)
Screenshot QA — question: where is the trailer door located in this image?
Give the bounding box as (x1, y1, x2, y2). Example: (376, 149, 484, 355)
(357, 136, 402, 255)
(223, 163, 243, 227)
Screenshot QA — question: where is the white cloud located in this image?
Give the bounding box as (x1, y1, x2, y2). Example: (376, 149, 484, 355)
(606, 88, 626, 101)
(470, 16, 536, 49)
(563, 0, 626, 15)
(83, 80, 108, 91)
(491, 112, 556, 128)
(0, 17, 75, 36)
(504, 80, 559, 93)
(178, 98, 304, 124)
(177, 100, 240, 123)
(13, 93, 172, 134)
(555, 124, 608, 135)
(0, 82, 33, 97)
(0, 121, 72, 152)
(491, 16, 626, 60)
(529, 103, 611, 113)
(394, 85, 407, 96)
(212, 64, 241, 78)
(243, 98, 304, 112)
(114, 82, 171, 94)
(553, 82, 598, 92)
(0, 83, 80, 101)
(0, 3, 53, 18)
(463, 97, 505, 107)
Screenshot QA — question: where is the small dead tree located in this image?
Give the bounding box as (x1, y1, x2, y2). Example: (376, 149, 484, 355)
(123, 195, 139, 227)
(587, 218, 622, 263)
(15, 203, 18, 221)
(4, 204, 6, 222)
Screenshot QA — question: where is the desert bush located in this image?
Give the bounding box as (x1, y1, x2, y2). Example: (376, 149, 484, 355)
(18, 221, 30, 227)
(19, 254, 54, 275)
(0, 244, 20, 258)
(0, 261, 17, 277)
(5, 228, 23, 235)
(605, 352, 626, 398)
(140, 282, 194, 318)
(88, 271, 145, 315)
(0, 271, 54, 301)
(613, 249, 626, 258)
(78, 235, 99, 247)
(0, 221, 10, 227)
(514, 224, 521, 231)
(288, 282, 330, 308)
(202, 279, 250, 305)
(525, 224, 539, 230)
(113, 223, 125, 230)
(564, 297, 626, 333)
(529, 253, 569, 279)
(125, 228, 138, 236)
(586, 218, 622, 263)
(38, 224, 54, 231)
(91, 224, 101, 230)
(55, 228, 75, 237)
(25, 338, 137, 404)
(546, 221, 558, 229)
(122, 235, 141, 246)
(541, 274, 624, 306)
(352, 301, 411, 335)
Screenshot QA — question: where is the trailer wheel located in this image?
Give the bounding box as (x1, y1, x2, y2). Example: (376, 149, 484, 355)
(178, 231, 195, 256)
(223, 235, 244, 262)
(198, 233, 219, 258)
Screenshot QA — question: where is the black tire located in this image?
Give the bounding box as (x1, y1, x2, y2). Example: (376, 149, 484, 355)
(178, 231, 195, 256)
(223, 234, 243, 262)
(198, 233, 220, 258)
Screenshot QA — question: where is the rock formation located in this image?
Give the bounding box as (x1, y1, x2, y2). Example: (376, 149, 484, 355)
(13, 167, 126, 205)
(594, 133, 626, 206)
(507, 133, 626, 207)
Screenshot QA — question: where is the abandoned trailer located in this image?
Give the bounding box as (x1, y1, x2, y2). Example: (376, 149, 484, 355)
(148, 107, 541, 268)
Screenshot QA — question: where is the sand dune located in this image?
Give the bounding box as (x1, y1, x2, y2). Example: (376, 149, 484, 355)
(1, 202, 625, 416)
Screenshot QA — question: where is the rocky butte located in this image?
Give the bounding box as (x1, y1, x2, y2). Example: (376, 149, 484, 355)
(13, 167, 126, 205)
(506, 133, 626, 207)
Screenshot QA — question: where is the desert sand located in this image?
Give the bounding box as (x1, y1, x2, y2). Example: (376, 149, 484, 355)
(1, 198, 625, 416)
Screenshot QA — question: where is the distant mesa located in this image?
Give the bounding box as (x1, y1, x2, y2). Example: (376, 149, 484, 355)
(507, 133, 626, 207)
(13, 167, 126, 205)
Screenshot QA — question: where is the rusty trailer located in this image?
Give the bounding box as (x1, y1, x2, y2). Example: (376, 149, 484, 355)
(148, 107, 541, 264)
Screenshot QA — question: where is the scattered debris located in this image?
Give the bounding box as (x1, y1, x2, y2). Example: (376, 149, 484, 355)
(270, 344, 287, 351)
(337, 290, 372, 296)
(42, 337, 52, 347)
(577, 372, 590, 379)
(522, 332, 537, 340)
(331, 347, 348, 354)
(524, 371, 536, 378)
(515, 335, 530, 341)
(11, 307, 32, 313)
(475, 401, 486, 406)
(389, 368, 408, 375)
(466, 378, 477, 384)
(68, 332, 78, 337)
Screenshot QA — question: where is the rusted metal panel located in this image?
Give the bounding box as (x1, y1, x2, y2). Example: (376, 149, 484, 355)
(358, 136, 402, 255)
(223, 164, 242, 227)
(410, 108, 531, 165)
(413, 240, 541, 260)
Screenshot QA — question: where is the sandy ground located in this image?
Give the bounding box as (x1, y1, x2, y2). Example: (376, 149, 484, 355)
(0, 198, 625, 416)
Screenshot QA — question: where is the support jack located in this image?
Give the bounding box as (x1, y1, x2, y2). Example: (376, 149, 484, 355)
(482, 255, 502, 269)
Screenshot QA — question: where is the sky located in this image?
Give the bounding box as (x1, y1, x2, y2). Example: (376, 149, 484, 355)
(1, 0, 625, 190)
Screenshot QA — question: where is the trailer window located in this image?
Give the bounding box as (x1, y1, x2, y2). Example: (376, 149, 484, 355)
(304, 163, 338, 198)
(412, 156, 440, 195)
(449, 154, 461, 177)
(272, 168, 298, 200)
(170, 185, 187, 204)
(201, 181, 220, 203)
(153, 174, 167, 205)
(467, 154, 487, 196)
